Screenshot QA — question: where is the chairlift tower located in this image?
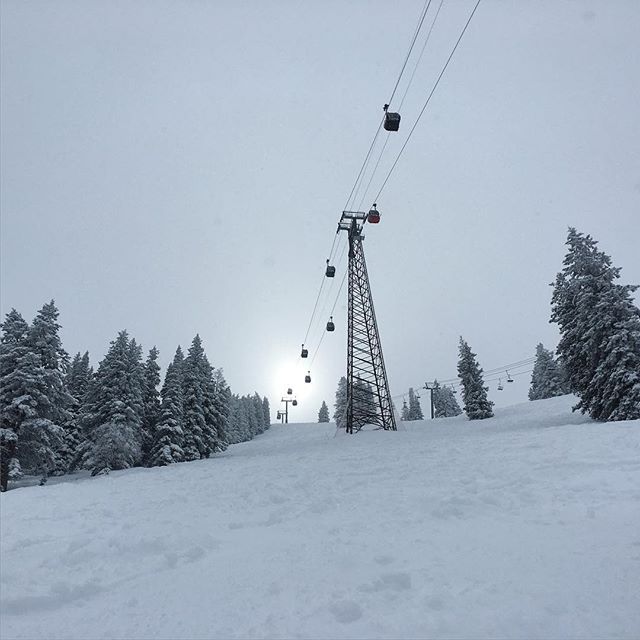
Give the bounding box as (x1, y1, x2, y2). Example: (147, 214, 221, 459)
(338, 211, 396, 434)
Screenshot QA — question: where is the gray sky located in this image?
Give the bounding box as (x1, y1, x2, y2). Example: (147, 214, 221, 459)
(2, 0, 639, 422)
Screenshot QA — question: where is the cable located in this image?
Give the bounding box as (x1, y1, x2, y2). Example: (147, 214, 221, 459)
(398, 0, 446, 111)
(387, 0, 433, 106)
(374, 0, 482, 204)
(393, 356, 536, 398)
(356, 0, 444, 212)
(310, 269, 349, 368)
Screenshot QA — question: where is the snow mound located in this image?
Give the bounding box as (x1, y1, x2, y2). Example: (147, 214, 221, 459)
(2, 395, 639, 639)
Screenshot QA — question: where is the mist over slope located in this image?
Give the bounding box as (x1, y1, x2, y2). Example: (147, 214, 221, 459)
(2, 395, 639, 639)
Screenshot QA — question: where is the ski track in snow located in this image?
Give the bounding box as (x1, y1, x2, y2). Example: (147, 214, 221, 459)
(1, 395, 640, 639)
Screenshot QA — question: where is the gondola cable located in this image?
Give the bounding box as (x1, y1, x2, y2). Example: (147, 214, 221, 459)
(374, 0, 482, 204)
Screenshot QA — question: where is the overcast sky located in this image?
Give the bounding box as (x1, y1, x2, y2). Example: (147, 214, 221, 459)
(2, 0, 639, 422)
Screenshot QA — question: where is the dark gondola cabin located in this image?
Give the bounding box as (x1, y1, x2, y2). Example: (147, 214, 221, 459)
(305, 372, 311, 383)
(384, 111, 401, 131)
(368, 204, 380, 224)
(325, 259, 336, 278)
(292, 399, 298, 406)
(326, 317, 335, 332)
(301, 344, 308, 358)
(287, 388, 293, 395)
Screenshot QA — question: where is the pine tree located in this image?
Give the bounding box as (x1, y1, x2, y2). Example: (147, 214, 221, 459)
(181, 335, 227, 459)
(551, 228, 640, 420)
(457, 338, 494, 420)
(181, 335, 210, 460)
(28, 301, 72, 474)
(207, 368, 230, 452)
(237, 396, 252, 440)
(140, 347, 161, 464)
(407, 387, 424, 420)
(149, 347, 185, 466)
(432, 380, 462, 418)
(333, 376, 348, 430)
(66, 351, 93, 400)
(226, 394, 242, 444)
(80, 331, 144, 474)
(0, 303, 70, 480)
(318, 400, 330, 423)
(262, 396, 271, 428)
(528, 343, 566, 401)
(61, 351, 93, 472)
(0, 309, 30, 490)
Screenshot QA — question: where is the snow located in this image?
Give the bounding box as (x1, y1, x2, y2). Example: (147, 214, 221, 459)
(2, 395, 640, 639)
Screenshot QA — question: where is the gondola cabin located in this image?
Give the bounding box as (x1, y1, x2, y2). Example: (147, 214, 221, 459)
(368, 204, 380, 224)
(292, 399, 298, 407)
(384, 111, 401, 132)
(305, 372, 311, 383)
(326, 317, 335, 332)
(301, 344, 308, 358)
(287, 387, 293, 395)
(325, 259, 336, 278)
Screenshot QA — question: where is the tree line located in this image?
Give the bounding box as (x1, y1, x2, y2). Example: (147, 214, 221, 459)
(0, 303, 270, 491)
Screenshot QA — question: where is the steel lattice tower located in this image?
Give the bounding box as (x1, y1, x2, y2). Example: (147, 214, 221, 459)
(338, 211, 396, 434)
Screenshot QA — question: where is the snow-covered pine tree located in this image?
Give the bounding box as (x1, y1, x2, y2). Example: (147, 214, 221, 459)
(457, 338, 494, 420)
(353, 380, 377, 423)
(181, 335, 211, 460)
(0, 302, 71, 480)
(333, 376, 347, 430)
(432, 380, 462, 418)
(206, 368, 230, 453)
(140, 347, 161, 464)
(262, 396, 271, 428)
(181, 335, 227, 459)
(318, 400, 330, 423)
(80, 331, 144, 474)
(528, 343, 566, 401)
(0, 309, 30, 490)
(149, 347, 185, 466)
(407, 387, 424, 420)
(27, 301, 73, 475)
(225, 394, 242, 444)
(550, 228, 640, 421)
(252, 392, 266, 435)
(238, 396, 252, 440)
(61, 351, 93, 472)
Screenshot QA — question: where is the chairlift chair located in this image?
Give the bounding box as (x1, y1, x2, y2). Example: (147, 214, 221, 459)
(326, 316, 335, 332)
(301, 344, 308, 358)
(497, 379, 504, 391)
(325, 259, 336, 278)
(506, 371, 514, 383)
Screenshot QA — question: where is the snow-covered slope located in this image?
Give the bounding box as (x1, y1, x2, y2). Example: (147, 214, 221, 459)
(2, 395, 639, 639)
